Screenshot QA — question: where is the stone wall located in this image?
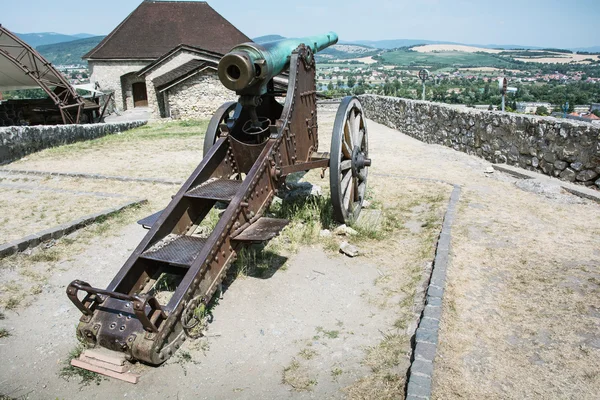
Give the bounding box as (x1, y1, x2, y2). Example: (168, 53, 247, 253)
(359, 95, 600, 188)
(89, 60, 151, 111)
(167, 70, 237, 120)
(0, 121, 147, 164)
(144, 51, 200, 119)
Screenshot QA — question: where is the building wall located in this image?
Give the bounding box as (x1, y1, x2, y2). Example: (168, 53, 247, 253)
(167, 70, 237, 120)
(88, 60, 151, 111)
(359, 95, 600, 189)
(143, 52, 201, 119)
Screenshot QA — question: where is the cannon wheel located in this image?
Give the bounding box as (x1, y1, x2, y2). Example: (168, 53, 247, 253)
(203, 101, 241, 156)
(330, 96, 370, 224)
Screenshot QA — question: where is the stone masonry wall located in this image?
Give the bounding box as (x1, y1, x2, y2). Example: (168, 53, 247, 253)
(0, 121, 147, 164)
(89, 60, 151, 111)
(168, 71, 237, 120)
(144, 51, 200, 119)
(359, 95, 600, 189)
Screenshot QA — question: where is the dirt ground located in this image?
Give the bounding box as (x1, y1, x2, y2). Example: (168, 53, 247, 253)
(0, 174, 131, 242)
(0, 105, 598, 399)
(0, 109, 451, 399)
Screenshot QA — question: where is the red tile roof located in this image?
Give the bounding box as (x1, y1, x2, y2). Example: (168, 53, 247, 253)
(84, 1, 250, 60)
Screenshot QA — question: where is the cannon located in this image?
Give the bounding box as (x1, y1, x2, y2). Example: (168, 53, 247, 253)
(67, 33, 371, 366)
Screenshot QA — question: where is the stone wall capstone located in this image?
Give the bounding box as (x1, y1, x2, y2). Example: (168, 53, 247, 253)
(358, 95, 600, 189)
(0, 121, 147, 164)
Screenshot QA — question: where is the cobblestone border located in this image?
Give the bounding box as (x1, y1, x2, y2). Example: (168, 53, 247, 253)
(371, 173, 461, 399)
(0, 168, 182, 185)
(406, 185, 461, 400)
(0, 198, 147, 258)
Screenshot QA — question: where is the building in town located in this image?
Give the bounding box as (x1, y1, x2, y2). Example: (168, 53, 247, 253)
(84, 0, 250, 119)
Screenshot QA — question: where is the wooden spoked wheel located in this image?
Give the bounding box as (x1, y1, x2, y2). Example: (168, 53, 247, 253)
(330, 96, 371, 224)
(203, 101, 241, 156)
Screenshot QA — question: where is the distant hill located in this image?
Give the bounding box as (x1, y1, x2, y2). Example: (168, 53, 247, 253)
(345, 39, 454, 49)
(253, 35, 286, 43)
(72, 33, 97, 39)
(573, 46, 600, 53)
(37, 36, 105, 66)
(15, 32, 99, 48)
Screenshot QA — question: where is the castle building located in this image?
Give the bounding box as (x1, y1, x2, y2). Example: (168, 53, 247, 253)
(84, 1, 250, 119)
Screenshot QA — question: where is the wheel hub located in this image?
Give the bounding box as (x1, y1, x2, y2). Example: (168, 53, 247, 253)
(351, 146, 371, 177)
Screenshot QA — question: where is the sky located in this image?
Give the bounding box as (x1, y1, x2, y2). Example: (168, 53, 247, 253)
(1, 0, 598, 48)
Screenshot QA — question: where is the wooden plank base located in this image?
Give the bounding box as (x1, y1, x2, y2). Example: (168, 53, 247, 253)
(71, 359, 140, 384)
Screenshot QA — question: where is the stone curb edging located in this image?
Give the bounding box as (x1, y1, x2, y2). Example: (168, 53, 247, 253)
(370, 172, 461, 398)
(0, 168, 183, 185)
(406, 185, 461, 400)
(0, 198, 148, 259)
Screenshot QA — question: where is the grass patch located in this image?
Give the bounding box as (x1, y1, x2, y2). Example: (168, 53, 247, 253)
(0, 328, 10, 338)
(298, 348, 318, 360)
(364, 332, 407, 373)
(331, 367, 343, 380)
(282, 359, 318, 391)
(231, 191, 335, 278)
(59, 340, 104, 386)
(316, 326, 340, 339)
(41, 120, 209, 157)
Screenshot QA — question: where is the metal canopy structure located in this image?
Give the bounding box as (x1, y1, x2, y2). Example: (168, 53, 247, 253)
(0, 24, 84, 124)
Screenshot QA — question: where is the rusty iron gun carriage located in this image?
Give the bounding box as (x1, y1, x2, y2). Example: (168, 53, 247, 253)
(67, 32, 371, 365)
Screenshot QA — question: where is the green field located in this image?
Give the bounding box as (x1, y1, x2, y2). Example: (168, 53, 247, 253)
(378, 50, 515, 70)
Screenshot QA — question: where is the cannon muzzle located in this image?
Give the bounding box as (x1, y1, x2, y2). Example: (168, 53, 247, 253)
(218, 32, 338, 95)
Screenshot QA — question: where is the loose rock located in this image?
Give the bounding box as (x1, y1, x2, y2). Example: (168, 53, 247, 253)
(319, 229, 332, 237)
(339, 241, 359, 257)
(334, 224, 358, 236)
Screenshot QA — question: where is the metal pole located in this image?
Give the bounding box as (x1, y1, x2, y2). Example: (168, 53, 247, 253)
(422, 81, 426, 101)
(501, 94, 505, 112)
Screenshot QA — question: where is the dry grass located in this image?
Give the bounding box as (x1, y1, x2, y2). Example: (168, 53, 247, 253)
(0, 203, 151, 311)
(0, 184, 126, 243)
(282, 359, 318, 391)
(433, 182, 600, 399)
(5, 120, 209, 181)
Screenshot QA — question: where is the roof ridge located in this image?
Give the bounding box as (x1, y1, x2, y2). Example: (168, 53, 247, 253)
(83, 1, 250, 60)
(204, 2, 251, 48)
(83, 2, 145, 59)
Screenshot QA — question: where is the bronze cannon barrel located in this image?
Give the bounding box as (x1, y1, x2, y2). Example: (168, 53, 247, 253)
(218, 32, 338, 95)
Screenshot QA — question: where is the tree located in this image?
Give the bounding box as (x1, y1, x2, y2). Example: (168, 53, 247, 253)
(327, 82, 334, 91)
(535, 106, 549, 116)
(347, 76, 356, 89)
(592, 109, 600, 118)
